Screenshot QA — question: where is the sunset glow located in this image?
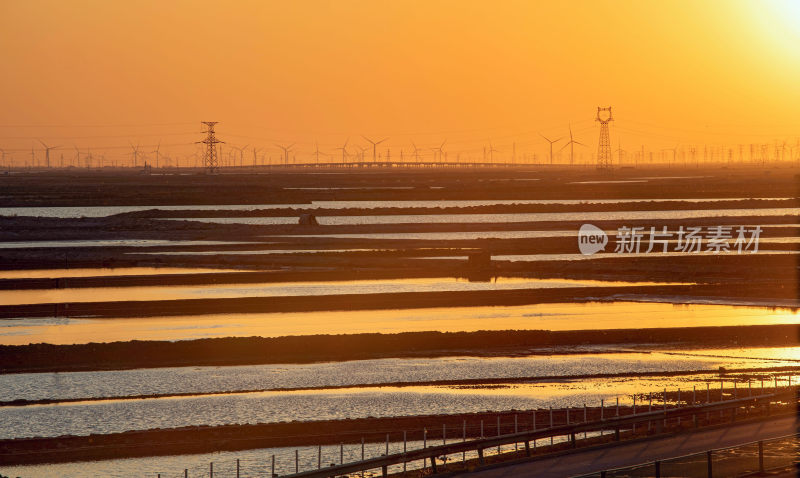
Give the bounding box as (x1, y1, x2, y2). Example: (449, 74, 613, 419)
(1, 1, 799, 164)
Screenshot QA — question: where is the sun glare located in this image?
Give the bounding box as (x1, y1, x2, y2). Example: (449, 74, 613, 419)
(752, 0, 800, 59)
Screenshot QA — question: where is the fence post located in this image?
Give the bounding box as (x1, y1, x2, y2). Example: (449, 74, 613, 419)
(318, 445, 321, 469)
(758, 440, 764, 472)
(404, 430, 408, 474)
(210, 462, 213, 478)
(549, 406, 554, 445)
(462, 421, 466, 464)
(295, 449, 299, 474)
(382, 464, 388, 477)
(272, 455, 275, 477)
(584, 403, 588, 439)
(706, 450, 713, 477)
(237, 458, 240, 478)
(340, 443, 343, 465)
(185, 469, 188, 478)
(616, 396, 619, 417)
(514, 414, 518, 451)
(677, 389, 682, 426)
(524, 439, 531, 456)
(655, 460, 661, 478)
(497, 415, 501, 455)
(478, 447, 485, 465)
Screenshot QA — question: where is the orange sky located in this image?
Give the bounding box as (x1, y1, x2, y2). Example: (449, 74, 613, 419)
(1, 0, 799, 165)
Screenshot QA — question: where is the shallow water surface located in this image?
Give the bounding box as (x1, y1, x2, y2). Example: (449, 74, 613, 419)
(0, 372, 791, 440)
(166, 207, 800, 226)
(0, 277, 685, 306)
(0, 302, 796, 345)
(2, 347, 797, 403)
(0, 267, 245, 279)
(1, 198, 790, 218)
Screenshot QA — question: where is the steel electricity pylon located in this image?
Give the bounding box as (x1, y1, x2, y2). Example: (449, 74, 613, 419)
(198, 122, 224, 173)
(595, 107, 614, 169)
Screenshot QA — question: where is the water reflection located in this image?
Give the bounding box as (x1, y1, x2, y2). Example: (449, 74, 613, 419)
(163, 207, 800, 226)
(1, 347, 797, 403)
(0, 373, 791, 440)
(0, 277, 689, 307)
(1, 302, 796, 345)
(0, 267, 245, 279)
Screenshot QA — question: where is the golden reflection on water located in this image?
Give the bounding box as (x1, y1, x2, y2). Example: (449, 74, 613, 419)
(2, 301, 797, 346)
(0, 277, 690, 306)
(32, 372, 783, 410)
(0, 267, 244, 279)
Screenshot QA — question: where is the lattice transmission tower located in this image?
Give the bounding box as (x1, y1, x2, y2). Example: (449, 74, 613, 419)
(595, 107, 614, 169)
(198, 121, 224, 173)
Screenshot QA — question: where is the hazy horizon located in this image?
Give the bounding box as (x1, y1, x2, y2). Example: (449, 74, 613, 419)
(1, 0, 799, 166)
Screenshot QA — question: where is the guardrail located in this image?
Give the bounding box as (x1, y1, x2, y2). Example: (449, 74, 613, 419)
(572, 432, 800, 478)
(282, 391, 794, 478)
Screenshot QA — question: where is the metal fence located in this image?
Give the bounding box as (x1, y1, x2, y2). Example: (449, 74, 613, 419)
(154, 382, 797, 478)
(574, 433, 799, 478)
(276, 391, 793, 478)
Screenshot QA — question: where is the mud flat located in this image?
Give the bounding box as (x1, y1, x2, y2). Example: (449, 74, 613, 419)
(1, 324, 797, 374)
(0, 166, 797, 207)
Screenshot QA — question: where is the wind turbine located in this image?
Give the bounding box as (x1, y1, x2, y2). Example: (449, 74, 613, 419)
(233, 144, 248, 167)
(431, 140, 446, 162)
(336, 138, 349, 164)
(275, 144, 294, 165)
(130, 143, 141, 168)
(252, 147, 262, 167)
(487, 142, 499, 163)
(410, 141, 421, 163)
(38, 140, 60, 168)
(540, 134, 562, 165)
(614, 139, 625, 166)
(151, 142, 161, 168)
(313, 142, 324, 163)
(558, 125, 585, 165)
(362, 136, 387, 163)
(355, 145, 367, 162)
(73, 145, 82, 168)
